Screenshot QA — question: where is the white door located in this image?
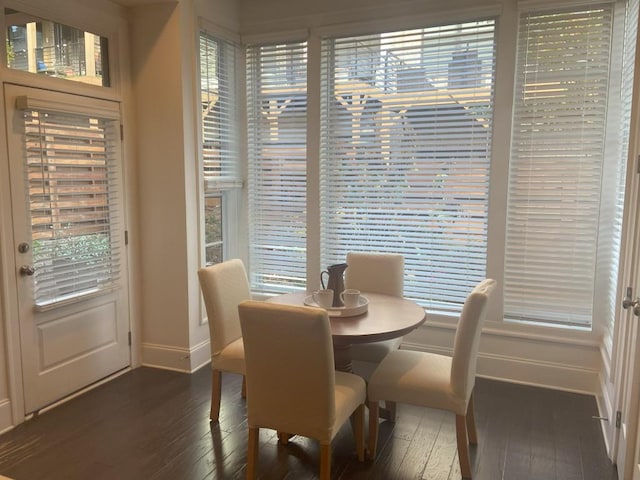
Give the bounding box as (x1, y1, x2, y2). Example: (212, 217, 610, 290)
(616, 293, 640, 479)
(614, 39, 640, 477)
(620, 228, 640, 480)
(4, 84, 130, 414)
(616, 243, 640, 479)
(632, 400, 640, 480)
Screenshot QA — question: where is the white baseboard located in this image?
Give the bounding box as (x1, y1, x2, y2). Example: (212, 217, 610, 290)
(476, 352, 599, 394)
(596, 372, 616, 457)
(402, 316, 603, 396)
(141, 340, 211, 373)
(402, 339, 600, 394)
(0, 399, 13, 434)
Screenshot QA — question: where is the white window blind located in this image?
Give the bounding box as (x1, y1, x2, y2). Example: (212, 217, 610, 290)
(200, 32, 240, 189)
(504, 6, 615, 327)
(320, 22, 496, 313)
(246, 42, 308, 293)
(601, 0, 639, 350)
(21, 107, 122, 307)
(199, 31, 240, 265)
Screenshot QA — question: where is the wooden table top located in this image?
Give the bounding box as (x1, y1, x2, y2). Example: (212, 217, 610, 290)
(267, 291, 426, 346)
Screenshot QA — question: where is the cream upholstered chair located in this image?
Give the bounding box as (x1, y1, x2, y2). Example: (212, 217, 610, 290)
(345, 251, 404, 419)
(238, 300, 366, 480)
(367, 279, 496, 479)
(345, 251, 405, 369)
(345, 252, 404, 298)
(197, 259, 250, 422)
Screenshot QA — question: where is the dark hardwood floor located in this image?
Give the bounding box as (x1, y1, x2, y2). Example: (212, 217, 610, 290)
(0, 366, 617, 480)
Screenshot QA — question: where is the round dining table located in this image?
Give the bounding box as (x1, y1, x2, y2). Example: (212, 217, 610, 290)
(267, 291, 426, 372)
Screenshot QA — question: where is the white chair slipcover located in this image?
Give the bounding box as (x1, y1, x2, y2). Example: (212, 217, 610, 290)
(238, 300, 366, 480)
(345, 252, 404, 419)
(197, 259, 250, 422)
(367, 278, 497, 479)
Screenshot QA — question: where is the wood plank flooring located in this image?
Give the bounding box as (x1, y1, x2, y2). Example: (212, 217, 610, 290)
(0, 366, 617, 480)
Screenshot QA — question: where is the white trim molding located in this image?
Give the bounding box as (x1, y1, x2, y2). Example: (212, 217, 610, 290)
(0, 399, 13, 434)
(597, 370, 617, 457)
(403, 321, 602, 395)
(141, 340, 211, 373)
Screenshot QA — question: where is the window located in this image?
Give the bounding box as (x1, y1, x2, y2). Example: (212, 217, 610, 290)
(504, 5, 627, 328)
(602, 0, 639, 350)
(243, 3, 637, 329)
(320, 22, 496, 312)
(246, 42, 308, 292)
(199, 31, 239, 265)
(5, 8, 109, 87)
(19, 103, 122, 307)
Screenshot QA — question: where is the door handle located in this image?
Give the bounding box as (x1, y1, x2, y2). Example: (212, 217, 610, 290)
(622, 287, 637, 309)
(19, 265, 35, 276)
(622, 287, 640, 317)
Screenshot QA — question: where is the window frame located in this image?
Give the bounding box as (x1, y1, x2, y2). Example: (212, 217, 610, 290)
(241, 0, 635, 335)
(245, 40, 309, 294)
(502, 2, 631, 331)
(318, 22, 498, 314)
(197, 25, 243, 269)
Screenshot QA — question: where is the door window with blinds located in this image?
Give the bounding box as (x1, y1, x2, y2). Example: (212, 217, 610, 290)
(18, 103, 121, 308)
(320, 22, 496, 313)
(199, 31, 240, 266)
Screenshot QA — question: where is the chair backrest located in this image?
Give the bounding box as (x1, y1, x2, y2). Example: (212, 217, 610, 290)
(238, 300, 336, 442)
(450, 279, 496, 401)
(198, 259, 251, 355)
(345, 252, 404, 297)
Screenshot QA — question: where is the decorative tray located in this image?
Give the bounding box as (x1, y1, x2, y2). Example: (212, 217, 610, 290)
(304, 295, 369, 317)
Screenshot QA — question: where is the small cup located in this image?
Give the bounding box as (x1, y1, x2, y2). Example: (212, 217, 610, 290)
(313, 289, 334, 309)
(340, 289, 361, 308)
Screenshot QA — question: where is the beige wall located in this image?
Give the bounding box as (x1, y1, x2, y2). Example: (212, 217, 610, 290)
(129, 0, 240, 370)
(131, 2, 191, 350)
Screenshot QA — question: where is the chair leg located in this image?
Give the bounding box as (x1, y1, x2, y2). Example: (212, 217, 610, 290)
(466, 393, 478, 445)
(353, 404, 365, 461)
(241, 375, 247, 398)
(247, 427, 259, 480)
(385, 400, 397, 422)
(367, 401, 380, 461)
(210, 369, 222, 422)
(456, 414, 472, 479)
(319, 443, 332, 480)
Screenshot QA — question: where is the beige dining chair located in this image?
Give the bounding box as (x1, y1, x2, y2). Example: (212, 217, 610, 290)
(238, 300, 366, 480)
(345, 251, 404, 419)
(197, 259, 250, 422)
(367, 278, 496, 479)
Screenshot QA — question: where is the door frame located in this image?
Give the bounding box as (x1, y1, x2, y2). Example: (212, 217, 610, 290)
(610, 4, 640, 472)
(0, 80, 27, 426)
(0, 80, 132, 425)
(0, 1, 136, 429)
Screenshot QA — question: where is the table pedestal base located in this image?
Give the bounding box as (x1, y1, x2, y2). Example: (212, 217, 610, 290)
(333, 343, 353, 373)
